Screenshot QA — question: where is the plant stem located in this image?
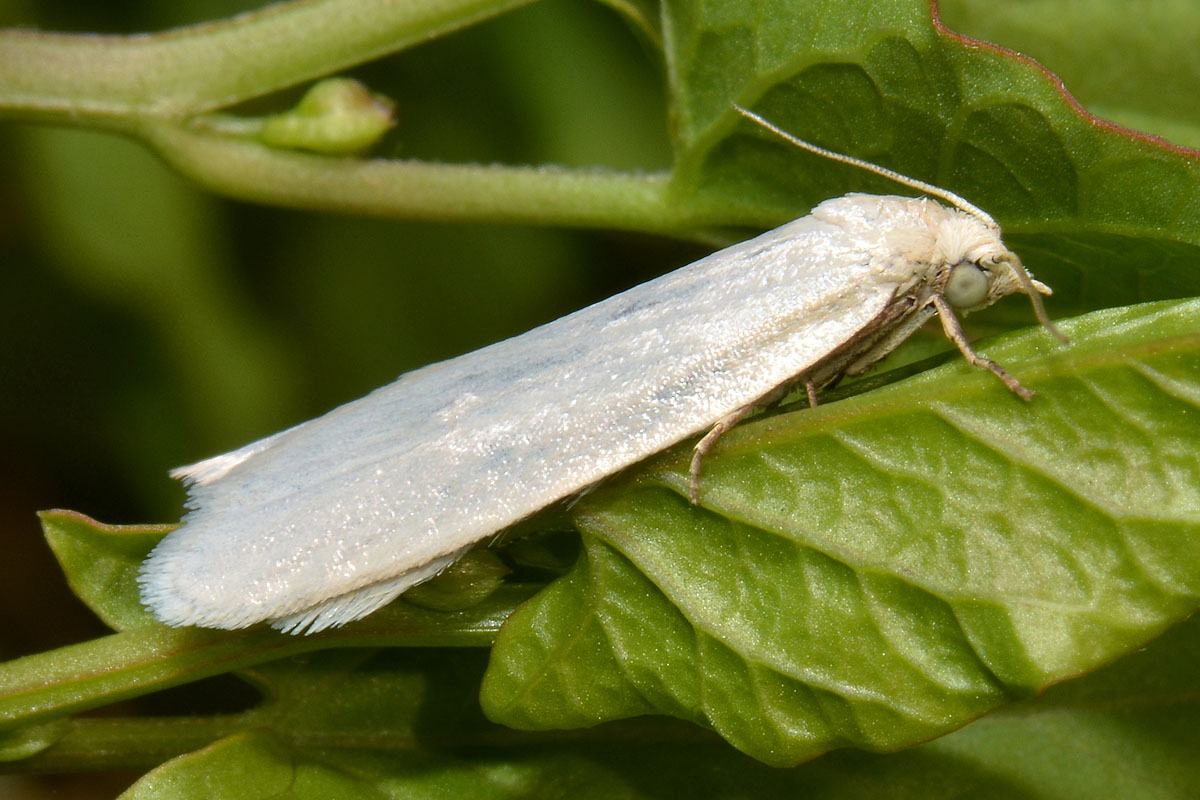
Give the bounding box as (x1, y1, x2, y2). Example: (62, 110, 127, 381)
(0, 0, 539, 120)
(141, 120, 680, 232)
(12, 710, 717, 773)
(0, 588, 529, 732)
(0, 0, 700, 235)
(10, 717, 247, 773)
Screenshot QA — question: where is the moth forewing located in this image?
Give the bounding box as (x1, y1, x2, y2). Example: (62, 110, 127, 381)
(139, 109, 1061, 635)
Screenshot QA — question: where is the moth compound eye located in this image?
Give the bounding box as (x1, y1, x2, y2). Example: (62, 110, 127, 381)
(945, 263, 990, 308)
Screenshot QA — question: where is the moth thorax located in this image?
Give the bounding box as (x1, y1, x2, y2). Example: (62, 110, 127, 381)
(932, 211, 1007, 267)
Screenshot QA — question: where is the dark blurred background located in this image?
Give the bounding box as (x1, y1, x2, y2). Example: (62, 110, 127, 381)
(1, 1, 676, 793)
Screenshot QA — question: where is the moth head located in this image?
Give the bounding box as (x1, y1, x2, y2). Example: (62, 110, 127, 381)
(936, 216, 1064, 341)
(943, 251, 1045, 313)
(728, 104, 1066, 343)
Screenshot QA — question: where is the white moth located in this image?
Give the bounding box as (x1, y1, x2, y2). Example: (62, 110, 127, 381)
(139, 106, 1062, 635)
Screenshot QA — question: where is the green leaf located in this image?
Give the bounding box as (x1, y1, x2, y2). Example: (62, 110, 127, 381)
(666, 0, 1200, 317)
(39, 510, 168, 632)
(123, 731, 359, 800)
(482, 298, 1200, 765)
(596, 0, 663, 47)
(911, 614, 1200, 799)
(939, 0, 1200, 149)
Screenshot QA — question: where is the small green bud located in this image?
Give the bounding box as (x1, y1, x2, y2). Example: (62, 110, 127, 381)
(401, 550, 511, 612)
(259, 78, 396, 154)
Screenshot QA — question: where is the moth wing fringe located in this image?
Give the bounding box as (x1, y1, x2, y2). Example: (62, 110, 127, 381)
(270, 549, 466, 634)
(169, 431, 288, 487)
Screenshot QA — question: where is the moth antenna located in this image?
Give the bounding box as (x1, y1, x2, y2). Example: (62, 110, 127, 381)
(733, 104, 1068, 343)
(732, 104, 997, 229)
(999, 253, 1069, 342)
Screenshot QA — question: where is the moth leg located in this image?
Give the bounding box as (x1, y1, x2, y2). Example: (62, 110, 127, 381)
(932, 295, 1034, 401)
(688, 381, 800, 505)
(805, 378, 819, 409)
(689, 406, 756, 504)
